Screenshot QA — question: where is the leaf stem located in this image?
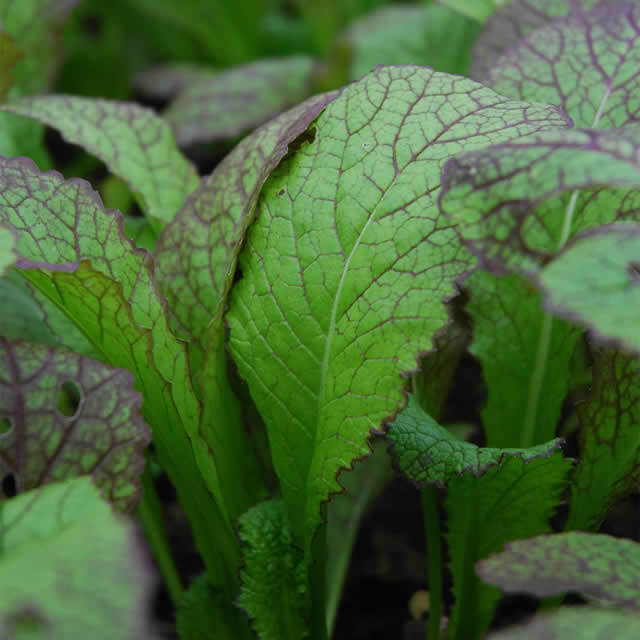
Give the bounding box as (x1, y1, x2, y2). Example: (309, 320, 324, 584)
(138, 462, 184, 606)
(422, 486, 442, 640)
(311, 523, 329, 640)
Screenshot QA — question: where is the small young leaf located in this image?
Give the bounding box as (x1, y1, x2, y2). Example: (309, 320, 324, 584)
(489, 607, 640, 640)
(164, 56, 317, 146)
(0, 339, 150, 511)
(237, 499, 309, 640)
(228, 65, 569, 546)
(0, 477, 153, 640)
(567, 347, 640, 530)
(477, 531, 640, 610)
(1, 95, 199, 226)
(540, 224, 640, 352)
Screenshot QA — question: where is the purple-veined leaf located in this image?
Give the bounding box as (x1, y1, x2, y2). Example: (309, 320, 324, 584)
(0, 156, 260, 589)
(477, 531, 640, 610)
(0, 477, 154, 640)
(0, 224, 15, 276)
(133, 63, 215, 99)
(0, 96, 199, 227)
(566, 346, 640, 530)
(163, 56, 317, 146)
(227, 65, 569, 547)
(388, 397, 571, 639)
(488, 607, 640, 640)
(470, 0, 600, 80)
(0, 339, 149, 511)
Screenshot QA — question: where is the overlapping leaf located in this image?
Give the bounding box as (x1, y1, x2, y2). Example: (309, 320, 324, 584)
(237, 499, 308, 640)
(477, 531, 640, 610)
(489, 608, 640, 640)
(566, 346, 640, 529)
(1, 95, 199, 226)
(133, 63, 214, 99)
(228, 65, 569, 544)
(345, 4, 479, 81)
(388, 397, 571, 639)
(539, 224, 640, 353)
(0, 477, 153, 640)
(163, 56, 317, 146)
(470, 0, 600, 79)
(0, 157, 256, 586)
(0, 339, 149, 511)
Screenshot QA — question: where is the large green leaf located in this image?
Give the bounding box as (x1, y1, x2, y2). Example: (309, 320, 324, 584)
(488, 608, 640, 640)
(477, 531, 640, 610)
(164, 56, 317, 146)
(345, 4, 480, 80)
(227, 65, 569, 545)
(237, 499, 309, 640)
(0, 339, 149, 511)
(0, 224, 15, 276)
(567, 347, 640, 530)
(0, 477, 153, 640)
(388, 397, 571, 639)
(0, 157, 257, 593)
(1, 95, 199, 227)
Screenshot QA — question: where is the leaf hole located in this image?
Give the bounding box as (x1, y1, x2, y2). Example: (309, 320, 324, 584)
(57, 380, 83, 418)
(2, 472, 17, 498)
(0, 416, 12, 436)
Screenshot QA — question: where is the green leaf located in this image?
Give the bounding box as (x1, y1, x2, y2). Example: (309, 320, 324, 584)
(0, 339, 150, 511)
(439, 0, 510, 23)
(477, 531, 640, 610)
(567, 347, 640, 530)
(467, 271, 580, 447)
(539, 224, 640, 353)
(176, 573, 251, 640)
(388, 397, 571, 639)
(227, 66, 569, 546)
(470, 0, 600, 80)
(164, 56, 317, 146)
(0, 224, 15, 276)
(0, 31, 21, 100)
(488, 607, 640, 640)
(344, 4, 480, 80)
(481, 2, 640, 129)
(1, 95, 199, 226)
(0, 477, 153, 639)
(237, 499, 309, 640)
(0, 157, 255, 592)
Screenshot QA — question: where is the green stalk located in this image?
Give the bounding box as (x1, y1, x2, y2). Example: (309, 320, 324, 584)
(310, 523, 329, 640)
(138, 462, 183, 606)
(421, 486, 442, 640)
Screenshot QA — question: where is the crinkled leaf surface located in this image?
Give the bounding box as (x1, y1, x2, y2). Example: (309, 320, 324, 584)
(489, 607, 640, 640)
(0, 157, 256, 588)
(237, 499, 308, 640)
(0, 224, 15, 276)
(164, 56, 316, 146)
(345, 5, 480, 81)
(466, 271, 580, 447)
(388, 397, 571, 639)
(482, 1, 640, 128)
(1, 95, 199, 226)
(470, 0, 600, 79)
(439, 0, 511, 22)
(477, 531, 640, 610)
(0, 477, 153, 640)
(540, 224, 640, 353)
(0, 339, 150, 511)
(228, 66, 569, 544)
(567, 347, 640, 530)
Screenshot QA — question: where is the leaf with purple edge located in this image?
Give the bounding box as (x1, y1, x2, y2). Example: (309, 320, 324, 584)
(477, 531, 640, 610)
(0, 477, 154, 640)
(163, 56, 317, 147)
(0, 339, 150, 511)
(0, 95, 200, 227)
(566, 346, 640, 530)
(387, 397, 571, 639)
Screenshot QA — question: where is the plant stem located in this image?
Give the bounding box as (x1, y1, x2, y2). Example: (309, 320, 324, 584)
(310, 523, 329, 640)
(422, 486, 442, 640)
(138, 463, 184, 606)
